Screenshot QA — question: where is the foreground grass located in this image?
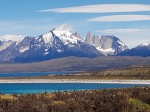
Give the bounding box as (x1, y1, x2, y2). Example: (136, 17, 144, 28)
(129, 98, 150, 112)
(0, 94, 15, 100)
(0, 87, 150, 112)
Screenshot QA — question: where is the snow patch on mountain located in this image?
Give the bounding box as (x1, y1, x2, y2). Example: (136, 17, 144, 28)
(53, 25, 84, 45)
(117, 40, 125, 46)
(0, 35, 24, 42)
(44, 49, 49, 55)
(41, 32, 53, 44)
(54, 24, 72, 32)
(19, 47, 30, 53)
(0, 40, 14, 51)
(97, 47, 115, 53)
(96, 47, 115, 56)
(118, 42, 150, 57)
(139, 42, 150, 47)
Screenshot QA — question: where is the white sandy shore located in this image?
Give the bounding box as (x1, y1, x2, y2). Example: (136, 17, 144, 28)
(0, 79, 150, 84)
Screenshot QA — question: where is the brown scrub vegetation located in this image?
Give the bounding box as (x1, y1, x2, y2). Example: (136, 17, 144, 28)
(0, 87, 150, 112)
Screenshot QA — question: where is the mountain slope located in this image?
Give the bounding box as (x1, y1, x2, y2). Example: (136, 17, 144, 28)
(0, 41, 18, 61)
(0, 25, 102, 62)
(0, 40, 14, 51)
(0, 24, 149, 62)
(0, 37, 33, 61)
(118, 42, 150, 57)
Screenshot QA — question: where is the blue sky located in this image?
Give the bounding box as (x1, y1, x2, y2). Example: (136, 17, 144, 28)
(0, 0, 150, 48)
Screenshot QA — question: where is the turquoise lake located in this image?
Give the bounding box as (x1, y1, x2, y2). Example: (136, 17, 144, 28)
(0, 83, 149, 94)
(0, 72, 149, 94)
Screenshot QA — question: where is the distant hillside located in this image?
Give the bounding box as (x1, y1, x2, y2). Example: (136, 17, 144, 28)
(0, 56, 150, 73)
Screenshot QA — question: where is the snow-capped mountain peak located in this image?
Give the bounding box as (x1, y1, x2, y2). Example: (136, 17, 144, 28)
(118, 42, 150, 57)
(139, 42, 150, 47)
(9, 26, 102, 62)
(49, 25, 85, 45)
(0, 35, 24, 42)
(0, 40, 15, 51)
(53, 24, 73, 41)
(54, 24, 72, 32)
(53, 29, 72, 38)
(32, 25, 84, 48)
(40, 32, 53, 44)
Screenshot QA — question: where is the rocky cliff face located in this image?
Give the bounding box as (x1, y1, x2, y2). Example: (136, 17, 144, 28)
(85, 32, 93, 45)
(73, 32, 83, 40)
(92, 35, 100, 47)
(85, 33, 128, 56)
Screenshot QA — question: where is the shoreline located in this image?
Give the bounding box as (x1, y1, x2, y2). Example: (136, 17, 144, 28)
(0, 79, 150, 84)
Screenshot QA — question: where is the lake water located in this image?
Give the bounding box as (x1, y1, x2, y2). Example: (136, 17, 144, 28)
(0, 71, 72, 77)
(0, 72, 149, 94)
(0, 83, 149, 94)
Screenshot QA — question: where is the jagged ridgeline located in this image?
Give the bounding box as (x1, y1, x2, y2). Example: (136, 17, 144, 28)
(0, 24, 149, 62)
(85, 32, 128, 56)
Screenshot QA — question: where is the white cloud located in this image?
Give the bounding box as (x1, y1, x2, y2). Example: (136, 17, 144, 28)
(87, 15, 150, 22)
(0, 35, 24, 41)
(38, 4, 150, 13)
(55, 24, 73, 31)
(0, 20, 60, 36)
(97, 29, 149, 33)
(116, 34, 150, 48)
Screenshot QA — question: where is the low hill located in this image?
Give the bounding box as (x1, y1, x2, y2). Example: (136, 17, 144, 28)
(0, 56, 150, 73)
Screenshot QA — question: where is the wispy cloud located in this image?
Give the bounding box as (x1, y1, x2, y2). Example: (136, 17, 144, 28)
(87, 15, 150, 22)
(0, 20, 59, 36)
(0, 35, 24, 41)
(97, 29, 149, 33)
(38, 4, 150, 13)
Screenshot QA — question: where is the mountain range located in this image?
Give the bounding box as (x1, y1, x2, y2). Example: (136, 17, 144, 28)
(118, 42, 150, 57)
(0, 24, 149, 62)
